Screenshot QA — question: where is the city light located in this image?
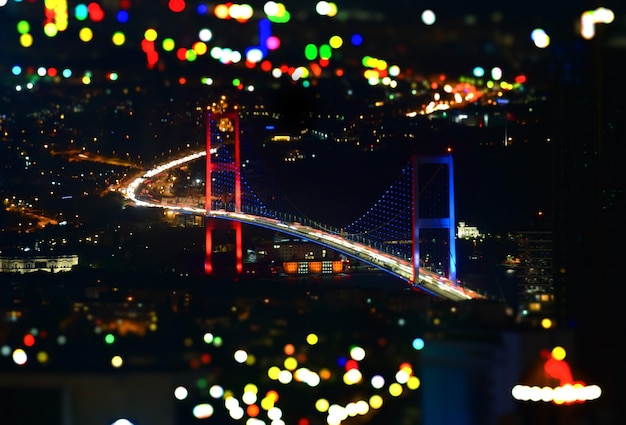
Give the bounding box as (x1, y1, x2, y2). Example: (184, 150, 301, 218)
(512, 346, 602, 405)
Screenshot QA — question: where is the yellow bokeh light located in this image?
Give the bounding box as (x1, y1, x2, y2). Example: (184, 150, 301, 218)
(162, 38, 176, 51)
(19, 33, 34, 48)
(56, 19, 69, 32)
(407, 376, 421, 390)
(144, 28, 158, 42)
(193, 41, 208, 55)
(306, 333, 318, 345)
(362, 56, 377, 68)
(36, 351, 49, 364)
(327, 2, 338, 17)
(315, 398, 330, 412)
(541, 318, 553, 329)
(112, 31, 126, 46)
(364, 69, 379, 80)
(260, 396, 274, 411)
(369, 394, 383, 409)
(267, 366, 281, 380)
(552, 346, 566, 361)
(388, 382, 403, 397)
(43, 22, 58, 37)
(265, 389, 279, 403)
(111, 355, 123, 368)
(399, 363, 413, 375)
(283, 356, 298, 370)
(329, 35, 343, 49)
(243, 383, 258, 394)
(78, 27, 93, 42)
(214, 4, 229, 19)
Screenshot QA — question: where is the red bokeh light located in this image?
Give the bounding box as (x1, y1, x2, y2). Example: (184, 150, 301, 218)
(88, 3, 105, 22)
(168, 0, 186, 13)
(23, 334, 35, 347)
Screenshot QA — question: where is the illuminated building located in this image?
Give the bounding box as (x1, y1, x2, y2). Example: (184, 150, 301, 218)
(0, 254, 78, 274)
(511, 230, 554, 326)
(457, 221, 481, 239)
(254, 234, 347, 275)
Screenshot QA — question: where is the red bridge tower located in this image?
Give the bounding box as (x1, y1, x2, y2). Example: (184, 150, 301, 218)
(205, 111, 243, 275)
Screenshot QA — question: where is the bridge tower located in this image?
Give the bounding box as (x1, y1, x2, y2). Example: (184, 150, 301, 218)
(205, 111, 243, 275)
(412, 153, 457, 284)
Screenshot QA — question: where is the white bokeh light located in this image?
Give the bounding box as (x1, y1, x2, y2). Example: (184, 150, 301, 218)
(421, 10, 436, 25)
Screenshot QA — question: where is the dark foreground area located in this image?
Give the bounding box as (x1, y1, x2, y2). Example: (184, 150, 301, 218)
(0, 270, 617, 425)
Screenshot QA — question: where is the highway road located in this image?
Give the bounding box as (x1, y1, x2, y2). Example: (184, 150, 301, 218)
(119, 151, 485, 301)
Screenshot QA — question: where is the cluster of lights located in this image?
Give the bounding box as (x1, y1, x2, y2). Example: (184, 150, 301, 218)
(362, 55, 401, 87)
(43, 0, 69, 37)
(511, 346, 602, 405)
(5, 2, 540, 119)
(512, 383, 602, 404)
(173, 333, 426, 423)
(580, 7, 615, 40)
(214, 3, 254, 22)
(1, 0, 544, 100)
(264, 1, 290, 23)
(1, 329, 66, 367)
(530, 7, 615, 47)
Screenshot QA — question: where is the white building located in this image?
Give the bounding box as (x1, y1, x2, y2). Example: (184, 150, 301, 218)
(457, 222, 481, 239)
(0, 254, 79, 274)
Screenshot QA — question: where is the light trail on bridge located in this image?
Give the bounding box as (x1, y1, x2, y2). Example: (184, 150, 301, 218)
(118, 151, 485, 302)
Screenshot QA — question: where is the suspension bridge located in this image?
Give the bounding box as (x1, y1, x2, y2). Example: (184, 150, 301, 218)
(121, 112, 486, 302)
